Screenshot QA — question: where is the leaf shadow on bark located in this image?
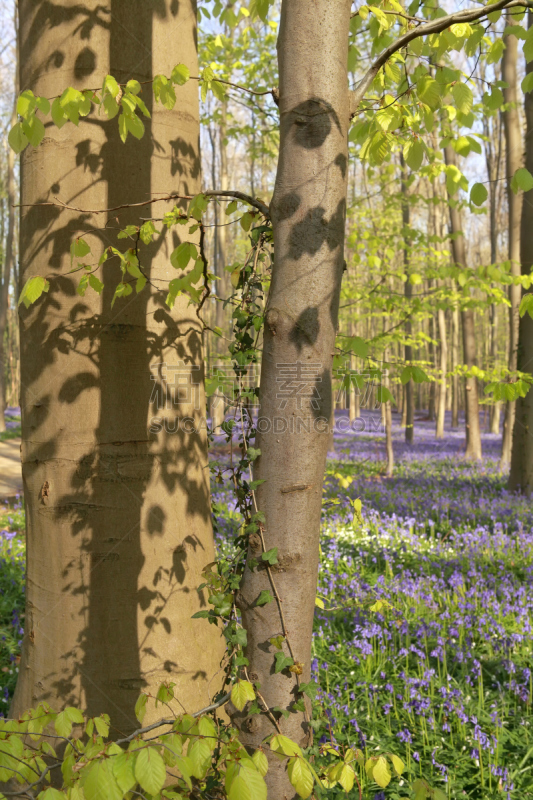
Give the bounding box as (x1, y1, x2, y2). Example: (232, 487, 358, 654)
(14, 0, 214, 737)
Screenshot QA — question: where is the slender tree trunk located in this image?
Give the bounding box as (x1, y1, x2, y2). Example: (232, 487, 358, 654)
(0, 71, 17, 433)
(510, 10, 533, 492)
(436, 307, 448, 438)
(383, 350, 394, 476)
(401, 156, 414, 443)
(349, 320, 359, 422)
(501, 16, 523, 466)
(12, 0, 223, 728)
(235, 1, 351, 793)
(444, 146, 482, 459)
(451, 303, 460, 428)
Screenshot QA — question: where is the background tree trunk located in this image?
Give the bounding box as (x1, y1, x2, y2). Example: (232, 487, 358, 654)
(235, 1, 351, 795)
(436, 307, 447, 438)
(444, 146, 482, 459)
(349, 319, 359, 422)
(0, 73, 17, 433)
(510, 10, 533, 493)
(451, 303, 460, 428)
(501, 15, 523, 465)
(401, 156, 414, 443)
(12, 0, 223, 730)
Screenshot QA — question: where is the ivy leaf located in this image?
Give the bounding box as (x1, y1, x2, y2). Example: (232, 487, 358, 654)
(256, 590, 273, 606)
(134, 746, 167, 795)
(470, 182, 488, 206)
(231, 679, 256, 711)
(274, 651, 294, 673)
(261, 547, 278, 565)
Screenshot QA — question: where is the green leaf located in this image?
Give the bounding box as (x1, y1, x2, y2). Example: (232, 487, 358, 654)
(251, 750, 268, 777)
(337, 763, 355, 792)
(256, 590, 273, 606)
(19, 275, 50, 308)
(111, 751, 137, 794)
(118, 113, 127, 143)
(187, 738, 212, 779)
(519, 293, 533, 319)
(511, 167, 533, 193)
(452, 82, 473, 115)
(125, 113, 145, 140)
(270, 735, 302, 758)
(171, 64, 191, 85)
(84, 760, 122, 800)
(54, 707, 84, 738)
(22, 115, 45, 148)
(125, 79, 141, 95)
(134, 693, 148, 723)
(372, 756, 391, 788)
(51, 97, 67, 128)
(470, 182, 488, 206)
(8, 122, 29, 154)
(17, 89, 36, 118)
(403, 138, 424, 171)
(261, 547, 278, 565)
(391, 754, 405, 775)
(522, 72, 533, 94)
(71, 238, 91, 263)
(171, 242, 197, 271)
(103, 75, 120, 98)
(226, 761, 267, 800)
(525, 25, 533, 62)
(134, 746, 167, 795)
(274, 651, 294, 674)
(38, 789, 67, 800)
(231, 679, 256, 711)
(287, 757, 314, 799)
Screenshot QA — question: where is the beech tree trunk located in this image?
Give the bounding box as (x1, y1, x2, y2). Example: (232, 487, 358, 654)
(12, 0, 223, 729)
(444, 146, 482, 459)
(451, 303, 460, 428)
(349, 319, 359, 422)
(401, 156, 414, 443)
(235, 0, 351, 794)
(510, 10, 533, 493)
(436, 308, 447, 439)
(501, 15, 523, 465)
(0, 88, 17, 433)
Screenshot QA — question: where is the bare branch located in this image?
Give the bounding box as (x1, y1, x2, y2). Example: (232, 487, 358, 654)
(15, 191, 270, 220)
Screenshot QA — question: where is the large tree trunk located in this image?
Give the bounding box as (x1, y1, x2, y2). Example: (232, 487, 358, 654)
(235, 0, 351, 794)
(501, 15, 523, 466)
(444, 146, 482, 459)
(0, 87, 17, 433)
(12, 0, 223, 729)
(510, 10, 533, 493)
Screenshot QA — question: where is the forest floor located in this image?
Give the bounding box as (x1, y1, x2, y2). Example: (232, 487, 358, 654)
(0, 407, 21, 499)
(1, 408, 531, 799)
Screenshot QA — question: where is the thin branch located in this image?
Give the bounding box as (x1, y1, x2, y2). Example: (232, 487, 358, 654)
(15, 190, 270, 220)
(351, 0, 525, 114)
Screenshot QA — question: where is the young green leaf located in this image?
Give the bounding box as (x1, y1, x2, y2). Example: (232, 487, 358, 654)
(287, 756, 314, 799)
(470, 182, 488, 206)
(231, 679, 256, 711)
(8, 122, 29, 153)
(19, 276, 50, 308)
(134, 746, 167, 795)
